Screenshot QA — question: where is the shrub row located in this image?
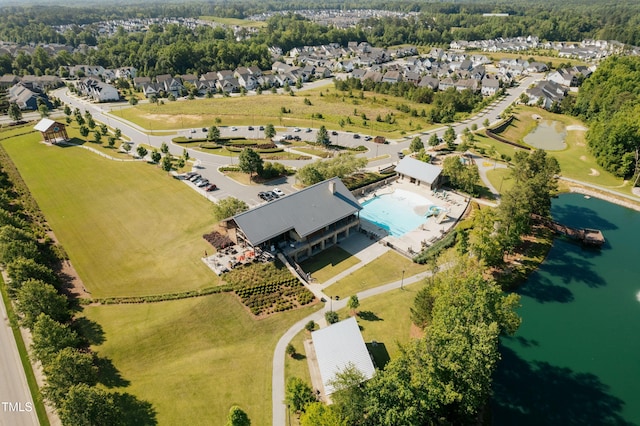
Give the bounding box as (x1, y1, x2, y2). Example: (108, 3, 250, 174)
(95, 284, 234, 305)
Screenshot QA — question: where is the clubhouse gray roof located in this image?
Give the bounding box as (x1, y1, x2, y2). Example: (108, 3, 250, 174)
(395, 156, 442, 185)
(311, 317, 375, 395)
(232, 177, 361, 246)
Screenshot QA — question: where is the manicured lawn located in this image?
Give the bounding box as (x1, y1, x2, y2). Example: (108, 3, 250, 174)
(482, 106, 631, 194)
(323, 251, 430, 299)
(84, 293, 320, 425)
(299, 245, 361, 283)
(116, 88, 443, 138)
(1, 131, 215, 298)
(486, 167, 515, 195)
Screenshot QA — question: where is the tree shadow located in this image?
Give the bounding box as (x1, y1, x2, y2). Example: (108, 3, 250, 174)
(56, 137, 85, 147)
(292, 353, 307, 361)
(112, 392, 157, 425)
(357, 310, 383, 321)
(492, 344, 634, 426)
(552, 203, 618, 232)
(518, 239, 607, 304)
(367, 341, 390, 370)
(95, 355, 131, 388)
(73, 316, 105, 346)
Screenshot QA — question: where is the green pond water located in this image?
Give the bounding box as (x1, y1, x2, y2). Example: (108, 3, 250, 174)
(492, 193, 640, 425)
(523, 120, 567, 151)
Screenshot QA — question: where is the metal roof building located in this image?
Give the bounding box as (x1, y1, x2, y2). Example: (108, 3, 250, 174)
(394, 156, 443, 190)
(229, 178, 361, 261)
(311, 317, 376, 395)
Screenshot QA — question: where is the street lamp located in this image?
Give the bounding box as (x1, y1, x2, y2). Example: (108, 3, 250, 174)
(401, 269, 405, 289)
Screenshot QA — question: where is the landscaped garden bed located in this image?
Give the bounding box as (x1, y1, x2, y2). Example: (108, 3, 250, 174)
(223, 261, 316, 316)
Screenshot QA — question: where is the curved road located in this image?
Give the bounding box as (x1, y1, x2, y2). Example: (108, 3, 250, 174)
(52, 73, 552, 426)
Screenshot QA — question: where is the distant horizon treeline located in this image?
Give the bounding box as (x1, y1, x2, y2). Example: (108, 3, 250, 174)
(0, 0, 639, 47)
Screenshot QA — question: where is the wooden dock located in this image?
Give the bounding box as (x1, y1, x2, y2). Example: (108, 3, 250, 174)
(532, 214, 605, 247)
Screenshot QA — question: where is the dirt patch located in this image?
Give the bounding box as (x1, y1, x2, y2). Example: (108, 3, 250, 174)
(140, 113, 204, 125)
(410, 323, 425, 339)
(589, 168, 600, 176)
(580, 155, 587, 161)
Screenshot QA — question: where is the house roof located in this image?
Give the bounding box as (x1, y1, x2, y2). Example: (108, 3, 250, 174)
(311, 317, 375, 395)
(34, 118, 61, 132)
(395, 157, 442, 185)
(232, 177, 361, 246)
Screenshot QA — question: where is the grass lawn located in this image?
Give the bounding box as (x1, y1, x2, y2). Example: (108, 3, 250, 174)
(486, 167, 515, 195)
(84, 293, 320, 425)
(116, 88, 444, 138)
(299, 245, 361, 283)
(1, 131, 215, 298)
(323, 251, 430, 299)
(481, 106, 631, 194)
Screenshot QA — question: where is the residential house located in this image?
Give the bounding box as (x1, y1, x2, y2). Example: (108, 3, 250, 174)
(547, 68, 577, 87)
(525, 80, 567, 109)
(8, 83, 52, 110)
(418, 76, 439, 91)
(481, 75, 500, 96)
(382, 70, 402, 84)
(0, 74, 20, 89)
(76, 78, 119, 102)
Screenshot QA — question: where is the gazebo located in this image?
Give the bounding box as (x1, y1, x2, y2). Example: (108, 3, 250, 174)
(34, 118, 68, 144)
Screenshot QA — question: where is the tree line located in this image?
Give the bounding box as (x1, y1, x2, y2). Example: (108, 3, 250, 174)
(0, 142, 156, 425)
(571, 56, 640, 181)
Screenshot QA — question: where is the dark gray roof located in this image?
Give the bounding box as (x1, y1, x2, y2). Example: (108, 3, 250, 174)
(395, 157, 442, 184)
(232, 178, 361, 246)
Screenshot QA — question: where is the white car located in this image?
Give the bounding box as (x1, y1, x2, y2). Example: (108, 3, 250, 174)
(272, 188, 285, 196)
(231, 126, 238, 131)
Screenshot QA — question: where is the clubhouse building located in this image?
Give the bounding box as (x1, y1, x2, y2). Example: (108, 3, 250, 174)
(224, 178, 362, 262)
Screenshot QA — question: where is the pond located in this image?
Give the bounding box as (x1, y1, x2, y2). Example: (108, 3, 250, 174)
(492, 193, 640, 425)
(523, 120, 567, 150)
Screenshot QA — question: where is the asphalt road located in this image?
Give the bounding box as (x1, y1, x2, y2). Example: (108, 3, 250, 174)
(0, 297, 39, 426)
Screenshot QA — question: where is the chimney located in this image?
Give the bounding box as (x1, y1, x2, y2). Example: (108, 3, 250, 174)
(329, 181, 336, 194)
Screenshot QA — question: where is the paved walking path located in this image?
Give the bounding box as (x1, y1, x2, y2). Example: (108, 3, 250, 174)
(271, 234, 433, 425)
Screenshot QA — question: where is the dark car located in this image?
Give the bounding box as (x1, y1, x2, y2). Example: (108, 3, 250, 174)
(205, 184, 218, 191)
(202, 127, 207, 132)
(259, 126, 264, 130)
(248, 126, 254, 131)
(331, 131, 338, 135)
(353, 133, 360, 139)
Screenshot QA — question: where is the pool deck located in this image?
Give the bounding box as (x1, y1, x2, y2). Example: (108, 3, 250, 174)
(357, 179, 470, 257)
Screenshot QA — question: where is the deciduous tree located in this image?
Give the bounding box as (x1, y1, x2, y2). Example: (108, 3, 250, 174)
(16, 279, 69, 328)
(238, 148, 263, 182)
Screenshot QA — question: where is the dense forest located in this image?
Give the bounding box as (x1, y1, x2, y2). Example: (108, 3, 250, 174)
(1, 1, 640, 47)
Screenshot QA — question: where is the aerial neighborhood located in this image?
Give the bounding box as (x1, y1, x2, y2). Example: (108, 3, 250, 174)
(1, 2, 639, 426)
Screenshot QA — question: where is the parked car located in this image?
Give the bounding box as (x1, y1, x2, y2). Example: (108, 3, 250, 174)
(305, 128, 312, 133)
(248, 126, 254, 131)
(259, 125, 264, 130)
(331, 131, 338, 135)
(269, 191, 280, 199)
(353, 133, 360, 139)
(364, 135, 372, 141)
(231, 126, 238, 131)
(202, 128, 207, 132)
(205, 184, 218, 191)
(293, 127, 301, 132)
(197, 179, 210, 187)
(272, 188, 285, 197)
(190, 129, 196, 133)
(398, 152, 405, 159)
(188, 174, 201, 182)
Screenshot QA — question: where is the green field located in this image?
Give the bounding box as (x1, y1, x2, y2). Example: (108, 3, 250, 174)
(324, 251, 430, 299)
(85, 293, 319, 425)
(299, 245, 361, 283)
(1, 130, 215, 298)
(115, 87, 443, 138)
(479, 106, 631, 195)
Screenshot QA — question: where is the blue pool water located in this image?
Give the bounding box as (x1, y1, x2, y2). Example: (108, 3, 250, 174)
(360, 189, 433, 237)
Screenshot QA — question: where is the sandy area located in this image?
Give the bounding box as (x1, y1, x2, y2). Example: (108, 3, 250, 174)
(569, 186, 640, 212)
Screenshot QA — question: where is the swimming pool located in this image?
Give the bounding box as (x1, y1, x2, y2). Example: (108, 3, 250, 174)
(360, 189, 435, 237)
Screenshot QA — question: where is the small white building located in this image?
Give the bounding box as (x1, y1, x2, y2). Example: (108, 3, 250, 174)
(394, 156, 443, 190)
(311, 317, 375, 395)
